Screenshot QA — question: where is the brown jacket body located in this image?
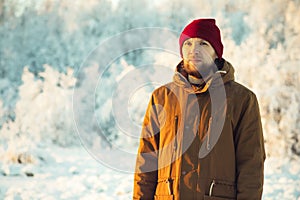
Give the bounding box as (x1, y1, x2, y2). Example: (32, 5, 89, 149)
(133, 61, 265, 200)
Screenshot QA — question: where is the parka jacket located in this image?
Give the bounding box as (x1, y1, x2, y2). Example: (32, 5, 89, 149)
(133, 60, 266, 200)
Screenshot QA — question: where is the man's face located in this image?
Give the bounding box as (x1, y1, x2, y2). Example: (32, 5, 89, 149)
(182, 38, 217, 77)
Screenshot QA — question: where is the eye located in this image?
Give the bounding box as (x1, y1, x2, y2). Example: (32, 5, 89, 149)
(184, 41, 192, 46)
(200, 41, 208, 46)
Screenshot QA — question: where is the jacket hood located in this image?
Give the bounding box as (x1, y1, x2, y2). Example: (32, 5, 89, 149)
(173, 60, 235, 93)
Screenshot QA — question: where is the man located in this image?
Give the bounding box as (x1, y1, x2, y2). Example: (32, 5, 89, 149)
(133, 18, 265, 200)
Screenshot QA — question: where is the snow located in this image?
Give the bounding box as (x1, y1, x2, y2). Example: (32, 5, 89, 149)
(0, 145, 299, 199)
(0, 146, 133, 200)
(0, 0, 300, 199)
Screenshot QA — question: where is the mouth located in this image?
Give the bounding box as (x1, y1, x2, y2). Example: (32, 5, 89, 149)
(189, 59, 202, 62)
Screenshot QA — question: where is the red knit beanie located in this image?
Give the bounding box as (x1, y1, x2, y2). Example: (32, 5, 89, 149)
(179, 19, 223, 59)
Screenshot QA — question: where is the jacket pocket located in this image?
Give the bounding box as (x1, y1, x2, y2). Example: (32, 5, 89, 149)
(206, 179, 236, 199)
(154, 195, 174, 200)
(203, 195, 235, 200)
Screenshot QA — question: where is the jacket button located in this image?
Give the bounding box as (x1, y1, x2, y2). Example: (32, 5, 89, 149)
(182, 171, 186, 175)
(185, 125, 190, 129)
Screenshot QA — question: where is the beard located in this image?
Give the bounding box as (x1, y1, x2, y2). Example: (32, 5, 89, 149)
(183, 59, 216, 78)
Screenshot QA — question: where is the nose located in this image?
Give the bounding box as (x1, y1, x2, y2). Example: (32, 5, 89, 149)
(190, 43, 200, 55)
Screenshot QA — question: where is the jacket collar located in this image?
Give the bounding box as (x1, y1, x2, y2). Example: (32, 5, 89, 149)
(173, 60, 235, 93)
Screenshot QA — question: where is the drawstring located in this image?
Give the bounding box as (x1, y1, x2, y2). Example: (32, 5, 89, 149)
(167, 179, 172, 195)
(206, 117, 213, 150)
(217, 70, 227, 74)
(209, 180, 216, 196)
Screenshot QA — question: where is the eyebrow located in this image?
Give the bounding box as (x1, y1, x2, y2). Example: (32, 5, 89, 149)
(198, 39, 208, 42)
(185, 39, 210, 45)
(187, 38, 208, 42)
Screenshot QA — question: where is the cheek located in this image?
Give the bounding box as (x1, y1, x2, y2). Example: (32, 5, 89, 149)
(181, 48, 189, 59)
(205, 47, 217, 58)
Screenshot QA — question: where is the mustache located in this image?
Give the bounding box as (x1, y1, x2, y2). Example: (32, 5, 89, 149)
(183, 61, 217, 78)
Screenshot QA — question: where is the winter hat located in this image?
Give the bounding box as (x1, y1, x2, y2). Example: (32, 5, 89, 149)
(179, 19, 223, 59)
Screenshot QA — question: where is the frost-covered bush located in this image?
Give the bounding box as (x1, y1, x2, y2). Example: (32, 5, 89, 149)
(0, 65, 77, 163)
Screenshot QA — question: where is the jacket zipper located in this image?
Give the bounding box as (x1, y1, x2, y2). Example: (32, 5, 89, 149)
(206, 116, 213, 150)
(168, 115, 179, 195)
(174, 116, 178, 152)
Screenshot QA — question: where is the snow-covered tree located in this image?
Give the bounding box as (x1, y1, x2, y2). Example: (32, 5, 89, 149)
(0, 0, 299, 160)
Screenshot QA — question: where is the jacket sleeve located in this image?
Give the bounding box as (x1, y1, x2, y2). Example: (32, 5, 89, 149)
(133, 94, 160, 200)
(234, 92, 266, 200)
